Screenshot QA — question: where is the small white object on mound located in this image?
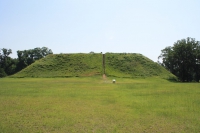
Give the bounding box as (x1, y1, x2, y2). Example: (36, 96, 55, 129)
(112, 79, 116, 83)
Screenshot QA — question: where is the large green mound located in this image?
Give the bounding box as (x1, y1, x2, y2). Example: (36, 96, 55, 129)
(11, 53, 176, 80)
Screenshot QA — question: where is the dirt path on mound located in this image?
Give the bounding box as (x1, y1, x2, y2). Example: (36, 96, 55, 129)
(103, 74, 107, 79)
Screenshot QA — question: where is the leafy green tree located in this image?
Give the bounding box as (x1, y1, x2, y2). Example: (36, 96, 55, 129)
(0, 48, 16, 77)
(159, 37, 200, 82)
(0, 68, 7, 77)
(16, 47, 53, 71)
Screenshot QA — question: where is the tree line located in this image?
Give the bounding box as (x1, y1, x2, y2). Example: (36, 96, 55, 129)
(159, 37, 200, 82)
(0, 47, 53, 77)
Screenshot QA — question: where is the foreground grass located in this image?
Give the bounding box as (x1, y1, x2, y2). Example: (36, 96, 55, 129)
(0, 77, 199, 133)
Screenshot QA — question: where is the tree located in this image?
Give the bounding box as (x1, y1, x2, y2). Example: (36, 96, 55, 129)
(16, 47, 53, 72)
(0, 68, 7, 77)
(0, 47, 53, 76)
(0, 48, 15, 77)
(158, 37, 200, 82)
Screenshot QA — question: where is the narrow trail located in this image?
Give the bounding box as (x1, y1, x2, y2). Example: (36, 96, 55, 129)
(102, 74, 110, 83)
(103, 74, 107, 79)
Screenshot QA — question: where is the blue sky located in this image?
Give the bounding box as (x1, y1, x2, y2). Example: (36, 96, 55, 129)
(1, 0, 200, 62)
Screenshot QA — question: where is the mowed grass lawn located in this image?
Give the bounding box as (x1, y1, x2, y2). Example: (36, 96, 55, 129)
(0, 77, 200, 133)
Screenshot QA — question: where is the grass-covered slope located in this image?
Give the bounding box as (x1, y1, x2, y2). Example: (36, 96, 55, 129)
(11, 53, 103, 78)
(11, 53, 176, 80)
(105, 53, 176, 80)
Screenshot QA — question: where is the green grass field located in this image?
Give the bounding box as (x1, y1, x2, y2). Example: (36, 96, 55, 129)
(0, 77, 199, 132)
